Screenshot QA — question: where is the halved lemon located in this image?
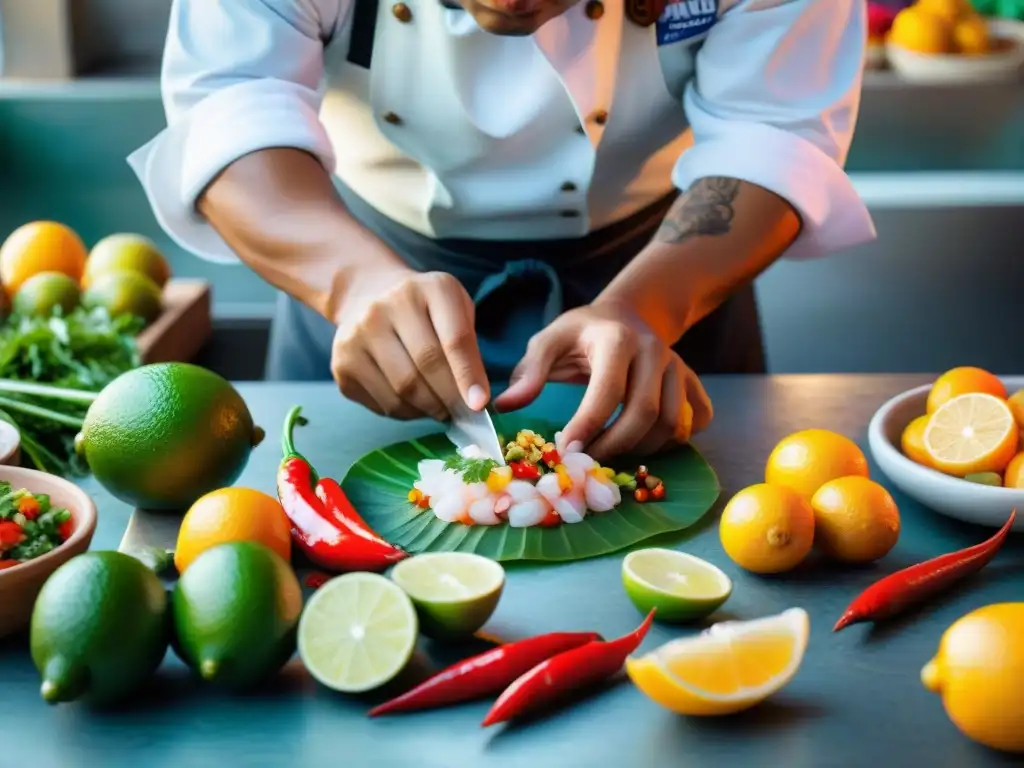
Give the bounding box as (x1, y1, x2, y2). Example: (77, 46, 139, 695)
(390, 552, 505, 639)
(622, 548, 732, 623)
(923, 393, 1019, 477)
(625, 607, 809, 716)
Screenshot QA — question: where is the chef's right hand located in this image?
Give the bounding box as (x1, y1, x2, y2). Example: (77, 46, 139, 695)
(331, 269, 490, 421)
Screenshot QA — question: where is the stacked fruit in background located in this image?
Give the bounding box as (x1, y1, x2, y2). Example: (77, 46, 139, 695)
(0, 221, 171, 326)
(887, 0, 1005, 55)
(900, 366, 1024, 487)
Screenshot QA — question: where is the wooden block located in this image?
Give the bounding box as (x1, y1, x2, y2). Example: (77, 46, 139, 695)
(136, 279, 212, 364)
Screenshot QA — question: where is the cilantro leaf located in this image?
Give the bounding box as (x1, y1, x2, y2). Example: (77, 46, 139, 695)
(443, 454, 499, 484)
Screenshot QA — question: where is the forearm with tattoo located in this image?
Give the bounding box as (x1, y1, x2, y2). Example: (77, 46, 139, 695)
(595, 176, 800, 343)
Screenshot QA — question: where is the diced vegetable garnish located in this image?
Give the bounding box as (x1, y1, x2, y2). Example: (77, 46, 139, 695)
(0, 480, 73, 568)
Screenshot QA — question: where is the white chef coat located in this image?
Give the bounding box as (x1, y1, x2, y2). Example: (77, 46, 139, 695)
(128, 0, 875, 266)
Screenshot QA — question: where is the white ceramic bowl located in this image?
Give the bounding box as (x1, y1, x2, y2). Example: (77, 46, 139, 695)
(868, 376, 1024, 530)
(887, 19, 1024, 83)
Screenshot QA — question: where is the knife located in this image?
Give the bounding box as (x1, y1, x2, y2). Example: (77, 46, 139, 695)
(446, 397, 506, 465)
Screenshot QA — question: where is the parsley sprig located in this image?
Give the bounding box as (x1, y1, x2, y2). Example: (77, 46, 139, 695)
(443, 455, 499, 484)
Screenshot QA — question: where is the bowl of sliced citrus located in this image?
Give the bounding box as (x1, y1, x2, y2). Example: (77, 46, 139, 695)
(885, 0, 1024, 83)
(868, 366, 1024, 529)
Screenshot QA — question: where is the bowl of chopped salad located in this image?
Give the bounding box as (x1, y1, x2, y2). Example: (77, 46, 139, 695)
(0, 466, 97, 638)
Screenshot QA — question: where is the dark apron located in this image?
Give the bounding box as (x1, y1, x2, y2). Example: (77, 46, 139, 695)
(265, 181, 766, 381)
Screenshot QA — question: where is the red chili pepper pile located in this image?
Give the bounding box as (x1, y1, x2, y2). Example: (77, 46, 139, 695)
(368, 610, 656, 725)
(277, 406, 407, 573)
(833, 509, 1016, 632)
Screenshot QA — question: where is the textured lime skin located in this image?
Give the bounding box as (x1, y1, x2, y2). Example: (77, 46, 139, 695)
(407, 586, 503, 640)
(78, 363, 262, 510)
(12, 271, 81, 317)
(30, 551, 169, 707)
(86, 234, 171, 289)
(622, 575, 731, 623)
(81, 269, 163, 324)
(172, 542, 302, 691)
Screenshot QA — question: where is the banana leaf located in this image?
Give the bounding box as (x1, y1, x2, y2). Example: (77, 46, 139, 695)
(342, 410, 720, 564)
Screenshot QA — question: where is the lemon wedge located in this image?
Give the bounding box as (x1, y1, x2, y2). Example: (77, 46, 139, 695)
(923, 392, 1019, 476)
(625, 607, 809, 716)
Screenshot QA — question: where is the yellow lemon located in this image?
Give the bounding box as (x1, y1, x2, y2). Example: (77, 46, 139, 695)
(626, 607, 809, 716)
(765, 429, 870, 502)
(922, 604, 1024, 753)
(888, 7, 954, 53)
(901, 415, 934, 468)
(927, 366, 1006, 414)
(810, 476, 901, 564)
(923, 393, 1018, 477)
(1003, 452, 1024, 489)
(953, 14, 991, 54)
(719, 484, 815, 574)
(916, 0, 973, 24)
(1006, 389, 1024, 429)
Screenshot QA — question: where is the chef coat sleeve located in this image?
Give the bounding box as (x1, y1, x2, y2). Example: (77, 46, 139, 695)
(674, 0, 876, 260)
(126, 0, 346, 264)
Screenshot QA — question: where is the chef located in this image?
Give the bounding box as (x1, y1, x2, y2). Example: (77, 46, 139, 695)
(129, 0, 875, 461)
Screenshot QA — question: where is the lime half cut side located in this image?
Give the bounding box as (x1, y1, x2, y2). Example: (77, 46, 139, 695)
(622, 548, 732, 623)
(389, 552, 505, 639)
(298, 572, 418, 693)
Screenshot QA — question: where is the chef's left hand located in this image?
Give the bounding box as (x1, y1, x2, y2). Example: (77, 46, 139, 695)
(493, 303, 713, 462)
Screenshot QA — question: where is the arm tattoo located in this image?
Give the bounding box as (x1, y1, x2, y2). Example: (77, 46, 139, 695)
(654, 176, 741, 245)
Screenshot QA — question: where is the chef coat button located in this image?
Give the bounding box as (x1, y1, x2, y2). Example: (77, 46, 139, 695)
(585, 0, 604, 20)
(383, 111, 402, 125)
(392, 2, 413, 22)
(561, 181, 577, 192)
(590, 109, 608, 126)
(559, 210, 580, 218)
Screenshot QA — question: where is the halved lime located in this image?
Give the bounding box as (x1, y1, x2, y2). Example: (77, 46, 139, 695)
(389, 552, 505, 639)
(622, 548, 732, 623)
(297, 572, 418, 693)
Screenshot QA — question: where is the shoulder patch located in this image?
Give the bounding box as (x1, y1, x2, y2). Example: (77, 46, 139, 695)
(656, 0, 718, 46)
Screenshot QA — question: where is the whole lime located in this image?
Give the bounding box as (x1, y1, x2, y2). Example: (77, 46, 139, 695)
(81, 269, 163, 324)
(172, 541, 302, 690)
(85, 234, 171, 289)
(30, 551, 168, 707)
(12, 271, 81, 317)
(75, 363, 265, 510)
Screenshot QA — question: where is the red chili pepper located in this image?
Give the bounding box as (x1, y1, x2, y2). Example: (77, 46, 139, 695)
(509, 461, 540, 480)
(316, 477, 407, 568)
(833, 509, 1016, 632)
(277, 406, 406, 573)
(0, 521, 24, 550)
(305, 571, 331, 590)
(57, 518, 74, 542)
(368, 630, 602, 717)
(481, 609, 656, 727)
(17, 496, 40, 520)
(538, 509, 561, 527)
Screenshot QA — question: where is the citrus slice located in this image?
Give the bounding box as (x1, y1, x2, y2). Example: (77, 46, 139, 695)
(298, 572, 418, 693)
(923, 393, 1019, 477)
(389, 552, 505, 639)
(621, 548, 732, 623)
(626, 607, 809, 716)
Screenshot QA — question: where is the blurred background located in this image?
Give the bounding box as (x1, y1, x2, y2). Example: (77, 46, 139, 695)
(1, 0, 1022, 380)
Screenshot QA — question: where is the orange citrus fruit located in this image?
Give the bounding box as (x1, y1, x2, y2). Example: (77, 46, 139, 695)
(953, 14, 990, 54)
(923, 393, 1019, 477)
(810, 476, 901, 564)
(174, 487, 292, 574)
(719, 484, 815, 574)
(901, 415, 934, 468)
(888, 7, 953, 53)
(916, 0, 973, 24)
(0, 221, 88, 294)
(1007, 389, 1024, 429)
(927, 366, 1006, 414)
(1004, 453, 1024, 489)
(765, 429, 870, 502)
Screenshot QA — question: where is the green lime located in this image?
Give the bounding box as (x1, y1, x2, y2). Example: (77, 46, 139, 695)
(622, 548, 732, 623)
(172, 541, 302, 690)
(30, 551, 168, 707)
(965, 472, 1003, 487)
(86, 234, 171, 289)
(75, 362, 264, 510)
(389, 552, 505, 639)
(12, 271, 81, 317)
(298, 572, 418, 693)
(81, 269, 163, 324)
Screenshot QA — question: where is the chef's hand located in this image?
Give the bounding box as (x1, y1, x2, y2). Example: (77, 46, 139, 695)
(332, 270, 490, 421)
(493, 303, 713, 461)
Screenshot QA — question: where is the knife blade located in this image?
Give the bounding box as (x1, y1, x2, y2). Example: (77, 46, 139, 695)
(446, 397, 506, 465)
